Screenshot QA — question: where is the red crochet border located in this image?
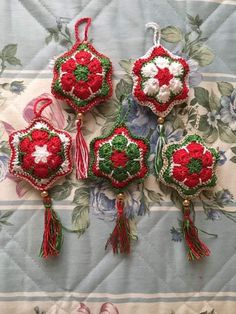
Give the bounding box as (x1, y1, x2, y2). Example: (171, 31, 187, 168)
(8, 117, 73, 191)
(132, 45, 189, 117)
(51, 41, 113, 113)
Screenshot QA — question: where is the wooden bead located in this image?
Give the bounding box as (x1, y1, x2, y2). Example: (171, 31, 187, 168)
(41, 191, 48, 198)
(157, 117, 164, 124)
(117, 192, 125, 200)
(183, 199, 190, 207)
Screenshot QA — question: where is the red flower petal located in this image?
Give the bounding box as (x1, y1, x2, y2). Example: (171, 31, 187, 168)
(202, 151, 213, 167)
(187, 142, 204, 159)
(73, 82, 91, 100)
(34, 166, 49, 178)
(88, 58, 102, 74)
(31, 130, 49, 141)
(87, 74, 103, 93)
(184, 173, 200, 188)
(61, 73, 76, 92)
(200, 168, 212, 182)
(61, 59, 76, 73)
(47, 136, 62, 153)
(75, 51, 92, 65)
(173, 149, 191, 165)
(172, 166, 189, 182)
(47, 155, 63, 170)
(19, 137, 33, 153)
(22, 155, 35, 170)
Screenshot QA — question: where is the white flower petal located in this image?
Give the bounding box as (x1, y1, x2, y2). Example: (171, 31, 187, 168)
(154, 57, 170, 69)
(157, 85, 170, 103)
(141, 63, 158, 78)
(169, 78, 183, 94)
(169, 61, 183, 76)
(143, 78, 159, 96)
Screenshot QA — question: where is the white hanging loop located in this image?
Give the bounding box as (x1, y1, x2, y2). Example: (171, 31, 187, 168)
(146, 22, 161, 46)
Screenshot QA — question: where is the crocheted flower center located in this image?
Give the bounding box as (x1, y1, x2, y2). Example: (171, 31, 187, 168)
(111, 150, 128, 168)
(74, 65, 89, 81)
(155, 67, 173, 86)
(32, 145, 51, 164)
(187, 158, 203, 174)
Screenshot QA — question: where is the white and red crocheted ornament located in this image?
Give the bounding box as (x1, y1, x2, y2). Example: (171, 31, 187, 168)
(51, 17, 112, 179)
(132, 22, 189, 117)
(9, 97, 73, 258)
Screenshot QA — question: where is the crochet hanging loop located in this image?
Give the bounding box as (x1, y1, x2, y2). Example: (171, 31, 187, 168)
(39, 191, 63, 258)
(105, 192, 131, 254)
(146, 22, 161, 46)
(182, 199, 210, 261)
(75, 113, 89, 179)
(154, 116, 166, 177)
(33, 97, 53, 118)
(75, 17, 92, 43)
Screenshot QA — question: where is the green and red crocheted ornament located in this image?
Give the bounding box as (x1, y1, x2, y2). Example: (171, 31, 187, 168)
(90, 123, 149, 254)
(159, 134, 219, 261)
(52, 18, 112, 179)
(9, 97, 73, 258)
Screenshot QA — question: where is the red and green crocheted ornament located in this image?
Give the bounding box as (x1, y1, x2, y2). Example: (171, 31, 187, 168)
(132, 22, 190, 177)
(159, 134, 219, 261)
(9, 97, 73, 258)
(90, 122, 149, 254)
(51, 17, 112, 179)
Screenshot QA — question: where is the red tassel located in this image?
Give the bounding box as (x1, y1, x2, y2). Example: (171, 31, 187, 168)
(75, 115, 89, 179)
(40, 191, 63, 258)
(105, 193, 130, 254)
(182, 200, 210, 261)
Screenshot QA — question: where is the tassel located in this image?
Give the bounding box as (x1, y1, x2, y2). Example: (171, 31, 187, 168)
(154, 117, 166, 177)
(105, 193, 130, 254)
(40, 191, 63, 258)
(182, 199, 210, 261)
(75, 113, 89, 179)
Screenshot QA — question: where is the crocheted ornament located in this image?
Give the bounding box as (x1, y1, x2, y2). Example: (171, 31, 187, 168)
(9, 97, 72, 258)
(51, 17, 112, 179)
(132, 22, 190, 177)
(159, 134, 219, 261)
(90, 123, 149, 254)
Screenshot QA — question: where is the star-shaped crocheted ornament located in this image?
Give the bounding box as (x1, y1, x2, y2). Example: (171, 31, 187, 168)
(51, 38, 112, 113)
(9, 118, 72, 191)
(90, 125, 149, 189)
(159, 134, 219, 199)
(132, 43, 189, 117)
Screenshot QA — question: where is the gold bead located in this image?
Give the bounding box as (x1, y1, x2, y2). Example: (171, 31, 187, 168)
(117, 192, 125, 200)
(41, 191, 48, 198)
(77, 112, 83, 120)
(183, 199, 190, 207)
(157, 117, 164, 124)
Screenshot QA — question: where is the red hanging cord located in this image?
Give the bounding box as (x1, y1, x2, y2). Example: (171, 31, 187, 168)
(33, 97, 53, 118)
(74, 17, 92, 42)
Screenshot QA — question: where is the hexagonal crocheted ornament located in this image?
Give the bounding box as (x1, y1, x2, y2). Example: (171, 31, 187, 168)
(159, 134, 219, 199)
(51, 18, 112, 180)
(132, 23, 189, 118)
(90, 125, 149, 189)
(9, 98, 72, 259)
(159, 134, 219, 261)
(90, 123, 149, 254)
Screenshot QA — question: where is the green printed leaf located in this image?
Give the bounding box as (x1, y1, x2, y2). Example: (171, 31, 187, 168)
(72, 186, 90, 235)
(231, 147, 236, 154)
(6, 56, 21, 66)
(218, 121, 236, 143)
(217, 81, 234, 96)
(190, 45, 214, 67)
(203, 127, 218, 144)
(45, 34, 53, 44)
(209, 91, 220, 111)
(194, 87, 210, 109)
(119, 59, 134, 76)
(129, 219, 138, 240)
(198, 114, 209, 132)
(161, 26, 183, 43)
(146, 189, 163, 204)
(50, 180, 73, 200)
(2, 44, 17, 57)
(115, 78, 132, 101)
(230, 156, 236, 163)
